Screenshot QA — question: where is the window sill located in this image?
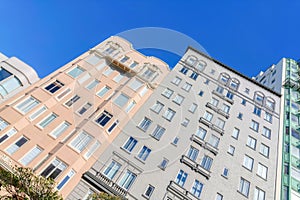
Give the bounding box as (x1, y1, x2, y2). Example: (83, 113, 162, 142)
(120, 147, 132, 155)
(237, 190, 249, 198)
(134, 156, 146, 164)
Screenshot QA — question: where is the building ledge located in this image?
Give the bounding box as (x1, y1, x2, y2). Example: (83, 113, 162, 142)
(167, 181, 201, 200)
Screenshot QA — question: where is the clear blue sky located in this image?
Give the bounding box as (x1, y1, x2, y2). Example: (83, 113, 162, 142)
(0, 1, 299, 78)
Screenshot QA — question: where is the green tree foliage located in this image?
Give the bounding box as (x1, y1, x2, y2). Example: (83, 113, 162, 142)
(0, 166, 62, 200)
(89, 192, 122, 200)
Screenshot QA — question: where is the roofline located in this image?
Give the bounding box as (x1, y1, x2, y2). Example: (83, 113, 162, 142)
(186, 46, 281, 97)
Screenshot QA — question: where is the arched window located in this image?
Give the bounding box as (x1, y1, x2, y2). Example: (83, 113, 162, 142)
(186, 56, 197, 66)
(230, 78, 240, 90)
(265, 97, 275, 110)
(254, 91, 265, 104)
(219, 73, 230, 85)
(197, 60, 206, 71)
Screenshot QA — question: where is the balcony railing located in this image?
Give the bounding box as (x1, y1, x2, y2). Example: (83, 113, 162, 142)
(199, 117, 212, 128)
(191, 134, 218, 155)
(167, 181, 201, 200)
(0, 154, 13, 172)
(83, 171, 128, 200)
(180, 155, 211, 179)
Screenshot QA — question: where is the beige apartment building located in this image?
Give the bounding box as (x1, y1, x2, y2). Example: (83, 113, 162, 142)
(0, 36, 169, 198)
(68, 47, 282, 199)
(0, 52, 39, 103)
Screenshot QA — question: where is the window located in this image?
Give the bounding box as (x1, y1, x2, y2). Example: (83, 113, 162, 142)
(262, 127, 271, 139)
(0, 76, 22, 96)
(226, 91, 234, 100)
(114, 93, 129, 107)
(130, 61, 138, 68)
(84, 141, 100, 159)
(203, 111, 213, 122)
(260, 143, 270, 157)
(182, 82, 192, 92)
(97, 86, 111, 97)
(172, 76, 182, 85)
(65, 95, 80, 107)
(222, 168, 229, 177)
(257, 163, 268, 179)
(78, 102, 92, 115)
(195, 127, 207, 140)
(190, 72, 198, 80)
(247, 136, 257, 150)
(211, 98, 219, 107)
(199, 91, 204, 96)
(250, 120, 259, 132)
(173, 94, 184, 105)
(144, 185, 155, 198)
(86, 54, 101, 65)
(45, 80, 64, 94)
(70, 131, 93, 152)
(129, 79, 143, 91)
(95, 111, 113, 127)
(151, 125, 165, 140)
(29, 106, 47, 121)
(266, 99, 275, 110)
(78, 71, 89, 83)
(0, 117, 9, 131)
(253, 106, 262, 117)
(50, 122, 70, 138)
(182, 118, 190, 127)
(16, 96, 40, 114)
(86, 79, 99, 90)
(254, 187, 265, 200)
(243, 155, 254, 171)
(0, 128, 17, 144)
(57, 169, 75, 190)
(142, 69, 155, 80)
(41, 158, 67, 180)
(172, 137, 179, 145)
(216, 193, 223, 200)
(0, 67, 12, 81)
(120, 56, 129, 63)
(118, 170, 136, 190)
(151, 101, 164, 113)
(68, 66, 85, 78)
(216, 86, 224, 94)
(190, 180, 203, 198)
(56, 88, 71, 100)
(123, 137, 137, 152)
(139, 117, 152, 131)
(180, 67, 188, 75)
(163, 108, 176, 121)
(241, 98, 246, 105)
(139, 86, 148, 97)
(19, 146, 43, 166)
(208, 135, 220, 148)
(175, 170, 188, 187)
(138, 146, 151, 161)
(200, 155, 213, 170)
(215, 118, 225, 129)
(189, 103, 198, 113)
(107, 120, 119, 133)
(221, 104, 230, 114)
(162, 88, 174, 98)
(228, 145, 235, 155)
(238, 178, 250, 197)
(103, 160, 121, 179)
(204, 79, 210, 85)
(102, 67, 113, 76)
(38, 113, 57, 128)
(113, 73, 124, 83)
(210, 69, 215, 74)
(237, 113, 243, 120)
(230, 79, 240, 90)
(220, 73, 229, 84)
(159, 158, 169, 169)
(264, 112, 272, 123)
(187, 146, 199, 161)
(254, 93, 264, 104)
(6, 136, 28, 155)
(232, 128, 240, 139)
(125, 100, 136, 113)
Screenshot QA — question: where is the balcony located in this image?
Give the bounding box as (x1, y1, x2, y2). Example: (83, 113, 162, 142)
(205, 142, 219, 156)
(82, 171, 128, 200)
(0, 154, 13, 172)
(206, 102, 218, 112)
(211, 125, 224, 135)
(180, 155, 211, 180)
(196, 165, 211, 180)
(167, 181, 201, 200)
(217, 109, 230, 119)
(212, 90, 224, 99)
(284, 78, 300, 90)
(199, 117, 212, 128)
(191, 134, 205, 147)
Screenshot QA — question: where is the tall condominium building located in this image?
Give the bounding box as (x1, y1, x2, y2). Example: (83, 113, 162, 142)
(0, 52, 39, 103)
(68, 46, 282, 200)
(255, 58, 300, 200)
(0, 36, 169, 198)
